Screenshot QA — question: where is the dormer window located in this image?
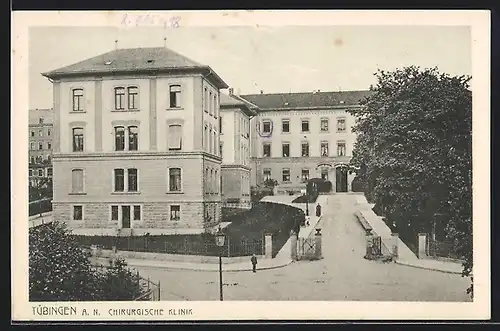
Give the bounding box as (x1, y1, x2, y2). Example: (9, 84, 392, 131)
(146, 59, 154, 64)
(105, 61, 113, 65)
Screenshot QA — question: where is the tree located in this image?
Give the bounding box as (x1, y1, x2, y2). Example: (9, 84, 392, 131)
(29, 221, 146, 301)
(263, 178, 278, 189)
(347, 66, 472, 297)
(29, 177, 53, 202)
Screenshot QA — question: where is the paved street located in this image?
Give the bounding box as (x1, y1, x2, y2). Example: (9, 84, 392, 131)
(135, 195, 472, 302)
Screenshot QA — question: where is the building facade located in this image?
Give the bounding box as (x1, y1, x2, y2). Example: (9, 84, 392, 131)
(43, 47, 228, 235)
(29, 108, 53, 188)
(241, 90, 372, 194)
(219, 89, 258, 209)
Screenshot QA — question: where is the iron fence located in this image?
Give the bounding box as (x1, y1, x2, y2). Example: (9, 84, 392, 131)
(426, 237, 462, 260)
(76, 235, 264, 257)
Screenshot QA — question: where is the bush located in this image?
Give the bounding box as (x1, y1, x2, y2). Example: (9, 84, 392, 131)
(29, 221, 145, 301)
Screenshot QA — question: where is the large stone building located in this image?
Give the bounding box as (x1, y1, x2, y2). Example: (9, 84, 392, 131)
(42, 47, 228, 235)
(29, 108, 53, 188)
(240, 90, 372, 193)
(219, 89, 258, 209)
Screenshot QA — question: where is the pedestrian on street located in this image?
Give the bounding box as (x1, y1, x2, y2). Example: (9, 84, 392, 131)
(251, 254, 258, 273)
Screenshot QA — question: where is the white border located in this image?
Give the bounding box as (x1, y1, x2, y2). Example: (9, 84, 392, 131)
(12, 10, 490, 321)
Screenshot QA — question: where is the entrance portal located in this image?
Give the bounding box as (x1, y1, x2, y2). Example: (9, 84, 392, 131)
(335, 166, 348, 192)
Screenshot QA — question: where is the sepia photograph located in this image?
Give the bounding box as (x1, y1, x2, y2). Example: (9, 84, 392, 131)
(12, 10, 490, 321)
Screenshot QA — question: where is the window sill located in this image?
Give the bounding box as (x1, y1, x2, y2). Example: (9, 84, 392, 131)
(69, 192, 87, 196)
(166, 191, 184, 194)
(111, 109, 140, 112)
(70, 111, 87, 114)
(301, 131, 310, 134)
(111, 191, 141, 195)
(337, 131, 346, 133)
(167, 107, 184, 111)
(281, 131, 291, 134)
(320, 130, 329, 133)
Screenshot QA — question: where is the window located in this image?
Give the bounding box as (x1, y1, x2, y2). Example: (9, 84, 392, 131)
(30, 131, 34, 137)
(114, 169, 125, 192)
(321, 168, 329, 181)
(38, 142, 43, 150)
(337, 142, 346, 156)
(38, 169, 43, 176)
(127, 86, 138, 110)
(209, 91, 213, 115)
(263, 143, 271, 157)
(30, 156, 35, 164)
(133, 205, 141, 221)
(168, 124, 182, 151)
(30, 142, 35, 150)
(301, 120, 310, 132)
(321, 118, 329, 132)
(39, 118, 44, 124)
(263, 168, 271, 181)
(301, 142, 309, 157)
(47, 129, 51, 136)
(214, 94, 218, 118)
(128, 126, 138, 151)
(282, 168, 290, 182)
(220, 143, 223, 158)
(215, 170, 218, 193)
(321, 142, 329, 157)
(114, 87, 125, 110)
(73, 206, 83, 221)
(72, 128, 84, 152)
(72, 89, 84, 111)
(282, 143, 290, 157)
(47, 168, 53, 176)
(204, 87, 208, 112)
(170, 205, 180, 221)
(128, 168, 138, 192)
(282, 119, 290, 133)
(301, 169, 310, 183)
(170, 85, 181, 108)
(210, 169, 214, 193)
(262, 121, 271, 133)
(47, 155, 51, 163)
(337, 118, 346, 132)
(39, 130, 43, 137)
(219, 117, 223, 134)
(115, 126, 125, 151)
(111, 206, 119, 221)
(47, 142, 52, 150)
(29, 169, 33, 176)
(169, 168, 182, 192)
(71, 169, 84, 193)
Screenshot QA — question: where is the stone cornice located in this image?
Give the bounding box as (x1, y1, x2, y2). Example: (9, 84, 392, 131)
(53, 151, 222, 161)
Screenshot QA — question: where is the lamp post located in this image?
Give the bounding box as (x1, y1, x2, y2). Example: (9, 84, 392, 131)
(215, 226, 225, 301)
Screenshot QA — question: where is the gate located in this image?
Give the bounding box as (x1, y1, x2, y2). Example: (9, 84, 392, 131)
(298, 237, 316, 260)
(372, 236, 382, 257)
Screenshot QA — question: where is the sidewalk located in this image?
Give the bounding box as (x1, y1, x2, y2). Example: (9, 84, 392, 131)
(395, 258, 464, 275)
(95, 255, 293, 272)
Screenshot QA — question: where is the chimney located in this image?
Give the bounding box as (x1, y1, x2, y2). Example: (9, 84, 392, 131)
(229, 88, 234, 96)
(260, 90, 263, 94)
(115, 40, 119, 50)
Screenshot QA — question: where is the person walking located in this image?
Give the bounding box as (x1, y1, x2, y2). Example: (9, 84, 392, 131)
(251, 254, 258, 273)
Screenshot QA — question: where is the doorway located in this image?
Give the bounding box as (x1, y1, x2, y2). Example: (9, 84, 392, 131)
(335, 166, 348, 192)
(121, 206, 131, 228)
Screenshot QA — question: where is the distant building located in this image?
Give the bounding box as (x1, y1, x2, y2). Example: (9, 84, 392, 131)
(219, 89, 258, 209)
(42, 46, 228, 236)
(240, 90, 372, 194)
(29, 108, 53, 188)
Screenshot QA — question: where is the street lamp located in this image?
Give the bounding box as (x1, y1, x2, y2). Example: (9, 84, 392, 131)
(215, 226, 225, 301)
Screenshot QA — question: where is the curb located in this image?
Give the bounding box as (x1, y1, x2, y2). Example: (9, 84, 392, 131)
(125, 260, 294, 272)
(394, 260, 463, 275)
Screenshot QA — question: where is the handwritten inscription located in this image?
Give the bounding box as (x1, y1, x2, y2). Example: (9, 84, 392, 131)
(121, 13, 181, 28)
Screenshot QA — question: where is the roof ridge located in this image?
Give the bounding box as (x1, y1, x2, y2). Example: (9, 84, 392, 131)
(241, 90, 371, 97)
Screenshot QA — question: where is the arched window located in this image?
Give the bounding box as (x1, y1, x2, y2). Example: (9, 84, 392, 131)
(128, 126, 138, 151)
(115, 126, 125, 151)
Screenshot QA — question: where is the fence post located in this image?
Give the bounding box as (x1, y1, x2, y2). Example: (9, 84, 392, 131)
(290, 230, 298, 261)
(418, 233, 427, 259)
(365, 229, 373, 260)
(264, 233, 273, 259)
(314, 228, 322, 259)
(391, 232, 399, 259)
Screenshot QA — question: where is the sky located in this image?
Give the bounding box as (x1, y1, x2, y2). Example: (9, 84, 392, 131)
(29, 25, 471, 109)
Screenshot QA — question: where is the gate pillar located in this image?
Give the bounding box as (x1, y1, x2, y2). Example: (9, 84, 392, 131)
(314, 228, 322, 259)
